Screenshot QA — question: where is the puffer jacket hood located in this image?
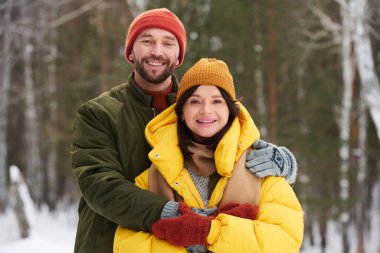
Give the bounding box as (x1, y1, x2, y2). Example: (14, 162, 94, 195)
(145, 102, 260, 183)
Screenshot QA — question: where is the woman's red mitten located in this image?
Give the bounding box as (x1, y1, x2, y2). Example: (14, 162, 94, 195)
(217, 202, 259, 220)
(152, 211, 212, 247)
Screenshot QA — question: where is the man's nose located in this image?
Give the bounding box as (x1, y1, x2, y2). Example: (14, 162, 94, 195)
(150, 44, 163, 57)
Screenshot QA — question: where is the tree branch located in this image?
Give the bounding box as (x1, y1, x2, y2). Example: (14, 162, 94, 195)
(50, 0, 103, 28)
(308, 3, 342, 37)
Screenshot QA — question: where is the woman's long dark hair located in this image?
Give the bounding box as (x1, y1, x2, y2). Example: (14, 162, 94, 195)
(175, 85, 240, 158)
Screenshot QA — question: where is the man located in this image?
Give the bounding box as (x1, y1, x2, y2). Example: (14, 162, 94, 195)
(71, 8, 297, 253)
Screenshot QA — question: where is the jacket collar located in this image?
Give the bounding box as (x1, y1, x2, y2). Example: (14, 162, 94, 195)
(127, 72, 179, 107)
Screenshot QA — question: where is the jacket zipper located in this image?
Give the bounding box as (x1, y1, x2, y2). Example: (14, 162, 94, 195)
(152, 108, 156, 118)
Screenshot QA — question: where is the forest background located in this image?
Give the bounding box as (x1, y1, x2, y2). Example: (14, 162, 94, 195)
(1, 0, 380, 252)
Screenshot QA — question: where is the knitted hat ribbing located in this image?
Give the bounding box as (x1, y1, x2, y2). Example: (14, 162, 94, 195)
(125, 8, 187, 66)
(177, 58, 235, 101)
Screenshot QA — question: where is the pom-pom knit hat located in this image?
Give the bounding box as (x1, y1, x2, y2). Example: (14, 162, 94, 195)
(177, 58, 236, 101)
(125, 8, 187, 66)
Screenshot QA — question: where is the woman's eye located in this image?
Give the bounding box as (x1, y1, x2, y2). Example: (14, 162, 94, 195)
(213, 99, 223, 104)
(189, 99, 200, 104)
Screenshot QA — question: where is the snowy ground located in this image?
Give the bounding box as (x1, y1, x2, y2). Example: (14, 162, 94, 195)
(0, 205, 77, 253)
(2, 166, 379, 252)
(0, 198, 379, 253)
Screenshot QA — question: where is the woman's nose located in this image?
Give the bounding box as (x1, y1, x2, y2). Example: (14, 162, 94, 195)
(200, 103, 211, 114)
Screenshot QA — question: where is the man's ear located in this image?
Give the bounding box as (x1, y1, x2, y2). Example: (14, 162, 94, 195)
(128, 53, 134, 62)
(176, 58, 180, 66)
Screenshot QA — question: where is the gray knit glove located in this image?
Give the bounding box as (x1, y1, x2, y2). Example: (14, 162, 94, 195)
(160, 201, 217, 219)
(246, 139, 298, 184)
(160, 201, 181, 219)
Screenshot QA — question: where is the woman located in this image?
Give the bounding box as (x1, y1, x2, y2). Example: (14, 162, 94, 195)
(114, 58, 304, 253)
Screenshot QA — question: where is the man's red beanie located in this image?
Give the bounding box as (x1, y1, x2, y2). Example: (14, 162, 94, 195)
(125, 8, 187, 66)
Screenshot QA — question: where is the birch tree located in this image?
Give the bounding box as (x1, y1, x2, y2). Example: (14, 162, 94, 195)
(0, 0, 14, 211)
(351, 0, 380, 143)
(338, 3, 355, 252)
(355, 93, 368, 253)
(44, 2, 59, 210)
(310, 0, 380, 251)
(350, 0, 379, 251)
(21, 0, 43, 205)
(309, 3, 354, 250)
(8, 165, 32, 238)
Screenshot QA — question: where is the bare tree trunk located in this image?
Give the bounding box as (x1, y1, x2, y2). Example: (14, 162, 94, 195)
(296, 63, 308, 136)
(9, 165, 37, 238)
(351, 0, 380, 143)
(22, 1, 43, 205)
(45, 4, 59, 210)
(254, 66, 267, 136)
(9, 165, 31, 238)
(339, 3, 355, 252)
(319, 208, 328, 253)
(23, 41, 43, 205)
(96, 3, 110, 93)
(355, 94, 368, 253)
(253, 11, 267, 138)
(350, 2, 380, 252)
(265, 0, 278, 142)
(46, 41, 59, 209)
(0, 0, 13, 211)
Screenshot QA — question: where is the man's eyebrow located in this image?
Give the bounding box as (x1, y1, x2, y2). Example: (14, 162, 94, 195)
(138, 34, 176, 41)
(164, 35, 177, 41)
(139, 33, 153, 38)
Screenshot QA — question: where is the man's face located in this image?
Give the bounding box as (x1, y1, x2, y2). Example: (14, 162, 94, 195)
(130, 28, 180, 84)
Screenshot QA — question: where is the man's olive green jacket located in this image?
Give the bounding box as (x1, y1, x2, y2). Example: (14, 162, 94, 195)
(71, 74, 178, 253)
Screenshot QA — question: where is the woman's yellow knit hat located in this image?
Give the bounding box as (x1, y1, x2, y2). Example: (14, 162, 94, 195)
(177, 58, 235, 101)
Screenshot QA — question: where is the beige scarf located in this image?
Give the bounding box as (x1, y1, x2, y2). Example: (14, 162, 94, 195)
(148, 147, 261, 206)
(185, 143, 216, 177)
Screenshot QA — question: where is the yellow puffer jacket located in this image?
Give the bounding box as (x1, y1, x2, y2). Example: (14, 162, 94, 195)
(114, 103, 304, 253)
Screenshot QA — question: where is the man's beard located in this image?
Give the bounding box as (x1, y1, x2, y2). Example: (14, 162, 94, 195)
(134, 57, 176, 84)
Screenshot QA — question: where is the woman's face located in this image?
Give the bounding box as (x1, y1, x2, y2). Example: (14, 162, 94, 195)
(182, 85, 229, 140)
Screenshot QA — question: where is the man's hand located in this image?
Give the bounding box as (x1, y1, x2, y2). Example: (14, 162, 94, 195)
(246, 139, 298, 184)
(160, 201, 217, 219)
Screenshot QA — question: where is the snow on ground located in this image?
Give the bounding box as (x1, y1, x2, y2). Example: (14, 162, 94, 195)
(0, 205, 77, 253)
(0, 190, 379, 253)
